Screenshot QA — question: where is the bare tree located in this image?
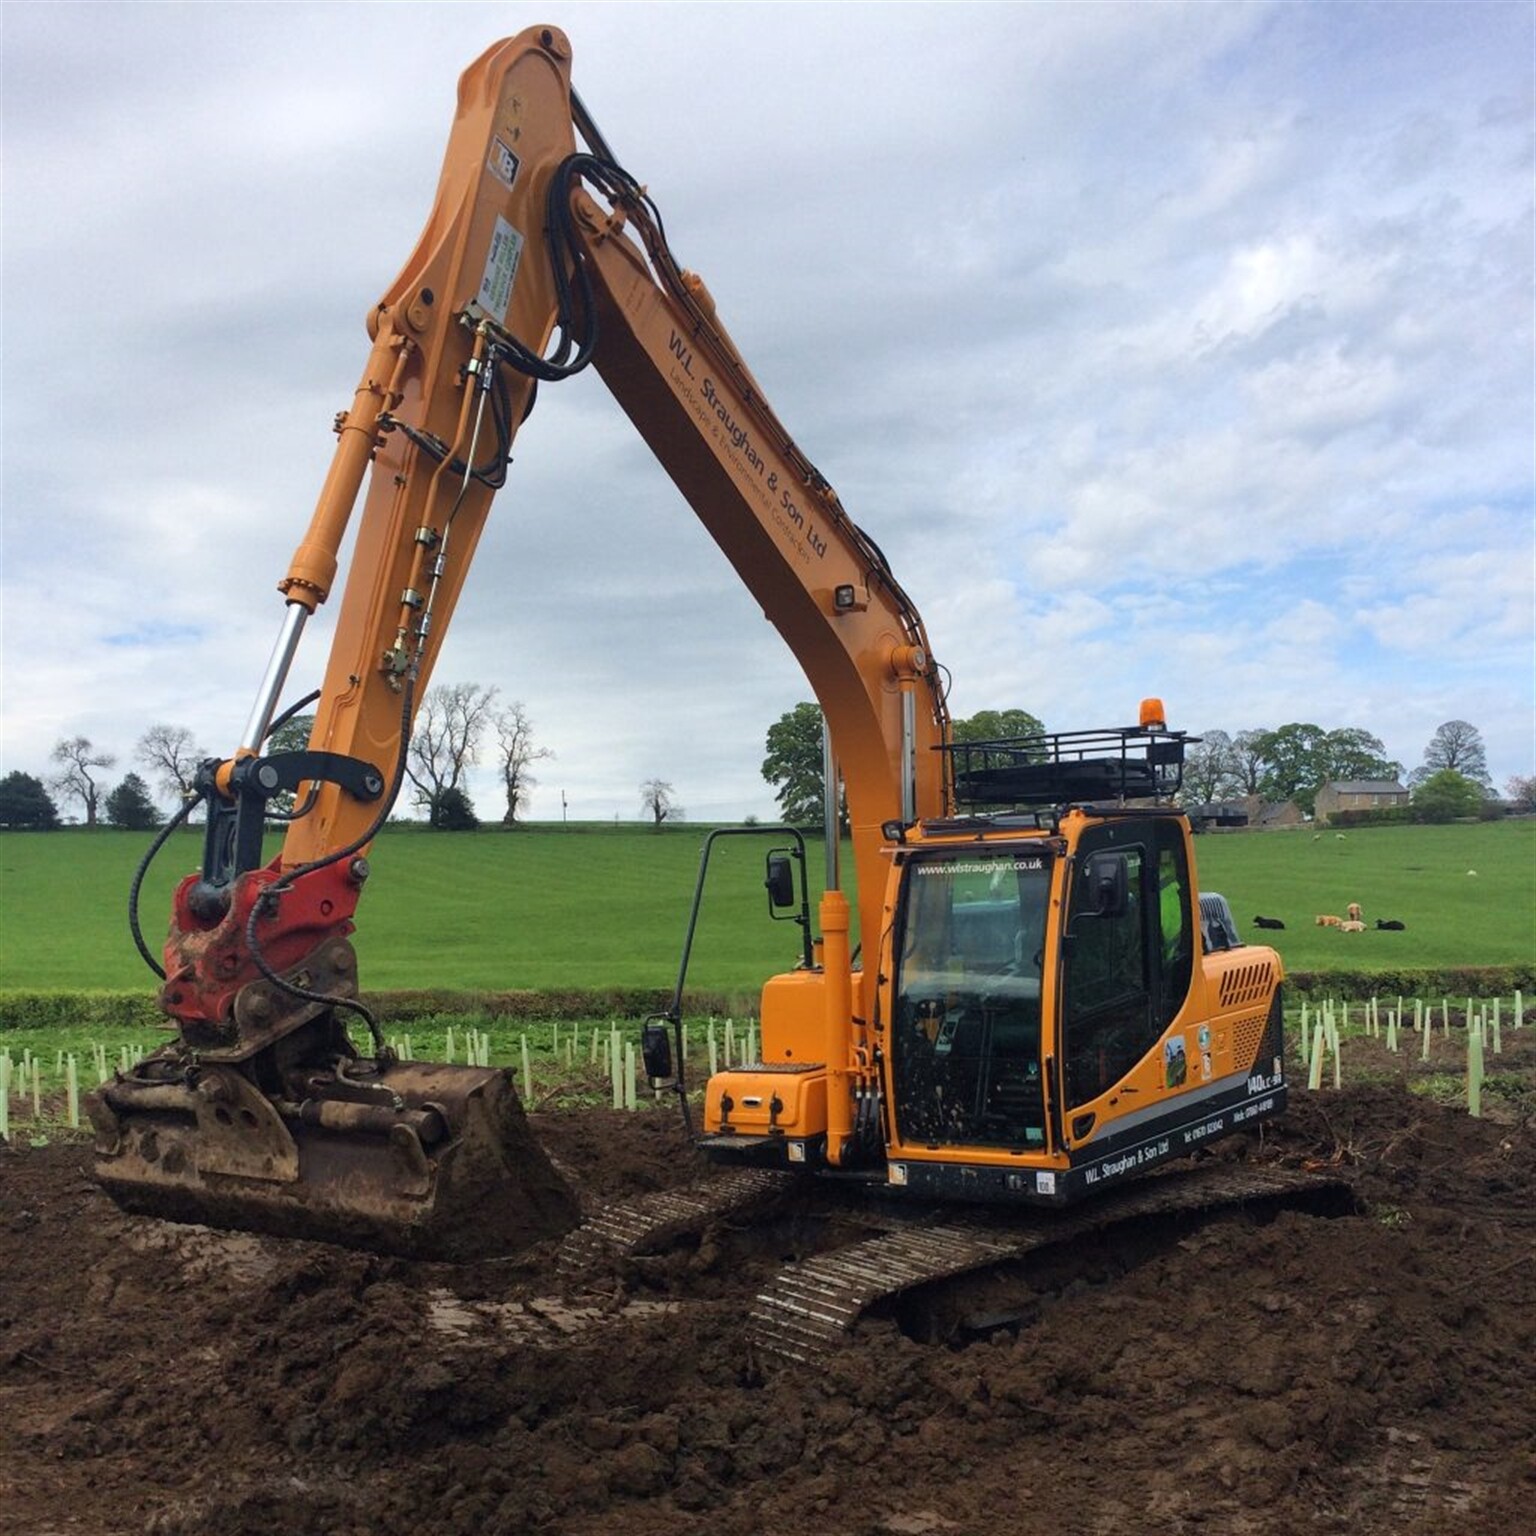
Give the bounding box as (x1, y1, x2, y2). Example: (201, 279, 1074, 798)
(640, 778, 681, 829)
(135, 723, 206, 806)
(494, 701, 552, 824)
(1229, 730, 1268, 798)
(406, 682, 498, 824)
(51, 736, 116, 826)
(1412, 720, 1490, 786)
(1180, 729, 1240, 805)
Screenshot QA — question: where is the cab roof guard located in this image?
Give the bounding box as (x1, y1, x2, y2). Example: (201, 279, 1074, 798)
(942, 723, 1197, 811)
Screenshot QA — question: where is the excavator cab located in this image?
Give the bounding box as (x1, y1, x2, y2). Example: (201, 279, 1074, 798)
(701, 715, 1287, 1206)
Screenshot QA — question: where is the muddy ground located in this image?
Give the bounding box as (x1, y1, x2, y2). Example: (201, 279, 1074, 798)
(3, 1032, 1533, 1536)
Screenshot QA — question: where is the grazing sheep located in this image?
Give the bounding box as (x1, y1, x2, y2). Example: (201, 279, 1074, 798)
(1339, 919, 1366, 933)
(1346, 902, 1362, 922)
(1376, 919, 1406, 931)
(1315, 915, 1343, 927)
(1253, 915, 1286, 930)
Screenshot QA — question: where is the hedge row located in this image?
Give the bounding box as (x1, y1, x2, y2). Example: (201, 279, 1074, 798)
(1328, 803, 1507, 828)
(2, 968, 1530, 1034)
(1283, 964, 1534, 1001)
(0, 986, 755, 1034)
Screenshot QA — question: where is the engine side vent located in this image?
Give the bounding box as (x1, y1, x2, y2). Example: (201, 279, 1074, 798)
(1219, 959, 1276, 1010)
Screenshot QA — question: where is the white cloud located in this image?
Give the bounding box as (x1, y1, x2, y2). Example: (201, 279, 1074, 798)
(3, 0, 1532, 832)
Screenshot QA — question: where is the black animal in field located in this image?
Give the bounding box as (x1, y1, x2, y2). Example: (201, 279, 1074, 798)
(1253, 916, 1286, 930)
(1375, 919, 1406, 931)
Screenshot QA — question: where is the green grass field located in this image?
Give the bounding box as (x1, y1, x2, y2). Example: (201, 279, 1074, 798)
(1189, 819, 1534, 974)
(0, 824, 828, 995)
(1, 817, 1531, 996)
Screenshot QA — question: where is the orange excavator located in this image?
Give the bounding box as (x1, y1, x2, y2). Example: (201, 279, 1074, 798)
(92, 27, 1290, 1263)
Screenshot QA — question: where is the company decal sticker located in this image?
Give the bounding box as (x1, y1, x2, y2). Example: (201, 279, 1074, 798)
(1163, 1034, 1188, 1088)
(488, 137, 521, 192)
(662, 328, 830, 567)
(915, 858, 1047, 876)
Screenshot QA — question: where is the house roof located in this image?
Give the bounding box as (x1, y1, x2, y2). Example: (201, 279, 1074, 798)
(1324, 780, 1407, 795)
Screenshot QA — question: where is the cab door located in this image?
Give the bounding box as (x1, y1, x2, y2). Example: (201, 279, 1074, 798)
(1059, 817, 1194, 1114)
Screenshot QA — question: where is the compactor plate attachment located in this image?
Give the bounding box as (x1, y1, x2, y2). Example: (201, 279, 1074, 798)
(90, 1050, 578, 1261)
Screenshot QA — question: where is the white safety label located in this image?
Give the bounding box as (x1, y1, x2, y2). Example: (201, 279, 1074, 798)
(477, 215, 524, 325)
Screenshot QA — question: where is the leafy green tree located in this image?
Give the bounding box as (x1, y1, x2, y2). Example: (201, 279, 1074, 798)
(1254, 723, 1399, 815)
(0, 771, 61, 829)
(1254, 723, 1327, 811)
(762, 702, 828, 826)
(264, 712, 315, 756)
(1413, 720, 1490, 786)
(1319, 727, 1401, 786)
(950, 708, 1045, 743)
(429, 785, 479, 830)
(105, 773, 162, 830)
(262, 712, 316, 815)
(1411, 769, 1484, 822)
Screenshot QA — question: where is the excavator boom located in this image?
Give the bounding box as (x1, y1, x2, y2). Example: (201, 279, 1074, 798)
(93, 26, 949, 1256)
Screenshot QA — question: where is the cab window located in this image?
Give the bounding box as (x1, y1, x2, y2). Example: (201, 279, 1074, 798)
(891, 849, 1051, 1150)
(1062, 819, 1194, 1108)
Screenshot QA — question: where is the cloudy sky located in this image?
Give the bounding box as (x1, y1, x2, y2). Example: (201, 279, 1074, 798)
(3, 2, 1532, 824)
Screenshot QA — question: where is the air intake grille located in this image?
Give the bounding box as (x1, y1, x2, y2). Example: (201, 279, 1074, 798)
(1219, 960, 1275, 1010)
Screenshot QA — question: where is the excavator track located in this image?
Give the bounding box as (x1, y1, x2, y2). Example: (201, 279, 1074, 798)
(556, 1166, 798, 1277)
(750, 1163, 1353, 1363)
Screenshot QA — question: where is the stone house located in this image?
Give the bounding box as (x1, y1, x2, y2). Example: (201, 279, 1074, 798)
(1313, 779, 1410, 823)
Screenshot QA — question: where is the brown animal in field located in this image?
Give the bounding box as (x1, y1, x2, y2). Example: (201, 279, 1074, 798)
(1315, 914, 1342, 927)
(1339, 919, 1366, 933)
(1347, 902, 1362, 922)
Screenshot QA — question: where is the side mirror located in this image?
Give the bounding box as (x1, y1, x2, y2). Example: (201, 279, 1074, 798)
(1086, 852, 1129, 918)
(765, 850, 797, 912)
(641, 1022, 673, 1081)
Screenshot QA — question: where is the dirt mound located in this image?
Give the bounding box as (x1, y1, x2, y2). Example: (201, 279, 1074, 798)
(3, 1073, 1533, 1535)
